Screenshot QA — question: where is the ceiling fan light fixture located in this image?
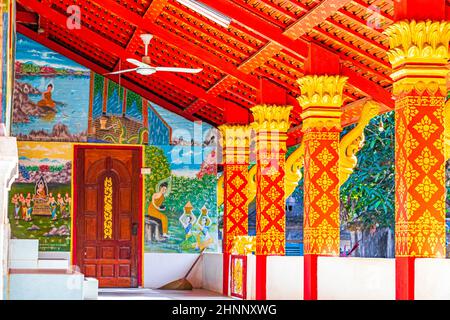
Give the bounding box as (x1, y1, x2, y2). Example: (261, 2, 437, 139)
(175, 0, 231, 28)
(140, 34, 154, 45)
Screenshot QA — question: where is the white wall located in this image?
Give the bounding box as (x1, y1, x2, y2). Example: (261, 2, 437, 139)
(415, 258, 450, 300)
(38, 251, 71, 262)
(202, 253, 223, 294)
(266, 256, 303, 300)
(0, 137, 18, 300)
(144, 253, 203, 289)
(246, 255, 256, 300)
(317, 256, 395, 300)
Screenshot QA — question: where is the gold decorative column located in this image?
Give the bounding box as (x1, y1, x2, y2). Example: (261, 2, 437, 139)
(219, 125, 251, 254)
(219, 124, 251, 296)
(251, 105, 292, 256)
(251, 105, 292, 300)
(384, 20, 450, 299)
(298, 75, 348, 300)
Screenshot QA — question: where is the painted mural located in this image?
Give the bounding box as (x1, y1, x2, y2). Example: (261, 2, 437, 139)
(8, 142, 72, 252)
(144, 144, 218, 253)
(148, 104, 171, 146)
(88, 73, 149, 144)
(12, 34, 90, 141)
(151, 104, 218, 147)
(1, 0, 14, 128)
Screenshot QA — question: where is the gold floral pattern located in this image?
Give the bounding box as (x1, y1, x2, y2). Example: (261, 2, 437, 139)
(413, 115, 438, 140)
(414, 147, 438, 173)
(103, 177, 113, 240)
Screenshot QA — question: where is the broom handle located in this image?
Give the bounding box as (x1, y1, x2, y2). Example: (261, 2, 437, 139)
(184, 248, 206, 278)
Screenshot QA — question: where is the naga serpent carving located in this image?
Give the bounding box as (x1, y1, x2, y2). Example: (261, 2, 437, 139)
(339, 100, 380, 185)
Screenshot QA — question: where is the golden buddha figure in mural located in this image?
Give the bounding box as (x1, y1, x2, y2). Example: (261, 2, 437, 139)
(34, 176, 48, 200)
(32, 176, 52, 216)
(37, 83, 56, 110)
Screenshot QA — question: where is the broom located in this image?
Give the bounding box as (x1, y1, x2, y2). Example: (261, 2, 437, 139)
(158, 248, 206, 290)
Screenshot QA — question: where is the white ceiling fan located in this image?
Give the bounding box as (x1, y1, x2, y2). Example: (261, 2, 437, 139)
(105, 34, 203, 76)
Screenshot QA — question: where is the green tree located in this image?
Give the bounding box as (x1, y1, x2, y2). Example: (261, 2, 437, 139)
(340, 111, 395, 229)
(144, 146, 171, 211)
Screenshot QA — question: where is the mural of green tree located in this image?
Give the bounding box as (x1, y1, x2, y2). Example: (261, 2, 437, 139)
(144, 146, 171, 211)
(144, 145, 218, 253)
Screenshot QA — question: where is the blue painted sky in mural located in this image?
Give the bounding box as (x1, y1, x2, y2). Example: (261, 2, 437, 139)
(157, 144, 216, 178)
(151, 104, 216, 144)
(16, 34, 89, 72)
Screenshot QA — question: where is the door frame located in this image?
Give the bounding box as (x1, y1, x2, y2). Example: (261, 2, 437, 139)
(72, 144, 143, 287)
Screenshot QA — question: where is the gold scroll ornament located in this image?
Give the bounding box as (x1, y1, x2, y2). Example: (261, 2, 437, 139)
(104, 177, 113, 240)
(231, 235, 256, 255)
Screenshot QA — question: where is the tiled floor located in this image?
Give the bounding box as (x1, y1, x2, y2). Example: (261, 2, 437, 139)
(98, 288, 234, 300)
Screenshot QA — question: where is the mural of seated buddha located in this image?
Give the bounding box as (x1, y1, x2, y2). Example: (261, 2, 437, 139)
(37, 84, 56, 109)
(33, 176, 52, 216)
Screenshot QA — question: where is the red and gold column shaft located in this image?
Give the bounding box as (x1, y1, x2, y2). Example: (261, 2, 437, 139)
(384, 20, 450, 300)
(298, 75, 348, 300)
(251, 105, 292, 300)
(219, 125, 251, 296)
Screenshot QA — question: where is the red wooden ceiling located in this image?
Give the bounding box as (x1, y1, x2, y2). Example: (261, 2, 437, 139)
(16, 0, 400, 130)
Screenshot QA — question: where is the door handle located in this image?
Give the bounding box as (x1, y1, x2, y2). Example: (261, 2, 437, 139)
(132, 223, 139, 236)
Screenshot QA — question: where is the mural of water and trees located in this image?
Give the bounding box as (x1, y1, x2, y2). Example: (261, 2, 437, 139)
(12, 34, 90, 141)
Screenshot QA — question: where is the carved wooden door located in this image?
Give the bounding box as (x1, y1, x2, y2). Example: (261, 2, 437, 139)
(75, 147, 141, 288)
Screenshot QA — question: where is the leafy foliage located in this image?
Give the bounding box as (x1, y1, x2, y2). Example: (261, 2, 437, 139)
(144, 146, 171, 210)
(164, 174, 217, 215)
(340, 111, 395, 229)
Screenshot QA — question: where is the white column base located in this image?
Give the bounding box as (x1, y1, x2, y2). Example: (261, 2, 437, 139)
(0, 137, 18, 300)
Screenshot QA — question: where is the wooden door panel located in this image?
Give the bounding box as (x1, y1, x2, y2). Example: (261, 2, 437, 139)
(85, 188, 97, 212)
(76, 147, 141, 288)
(119, 217, 131, 240)
(119, 265, 130, 277)
(119, 247, 131, 259)
(84, 265, 96, 277)
(120, 188, 132, 212)
(85, 217, 97, 241)
(101, 247, 115, 259)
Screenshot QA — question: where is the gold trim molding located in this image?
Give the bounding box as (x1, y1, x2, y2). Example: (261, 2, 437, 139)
(393, 77, 448, 96)
(297, 75, 348, 108)
(250, 105, 292, 132)
(218, 124, 252, 149)
(384, 20, 450, 69)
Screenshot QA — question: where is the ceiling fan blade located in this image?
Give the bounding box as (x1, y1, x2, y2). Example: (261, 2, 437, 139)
(155, 67, 203, 74)
(104, 68, 138, 75)
(127, 58, 150, 68)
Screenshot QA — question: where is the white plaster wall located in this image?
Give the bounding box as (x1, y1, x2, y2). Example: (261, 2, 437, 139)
(266, 256, 303, 300)
(415, 258, 450, 300)
(246, 255, 256, 300)
(317, 257, 395, 300)
(202, 253, 223, 294)
(38, 251, 71, 263)
(144, 253, 203, 289)
(0, 137, 18, 300)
